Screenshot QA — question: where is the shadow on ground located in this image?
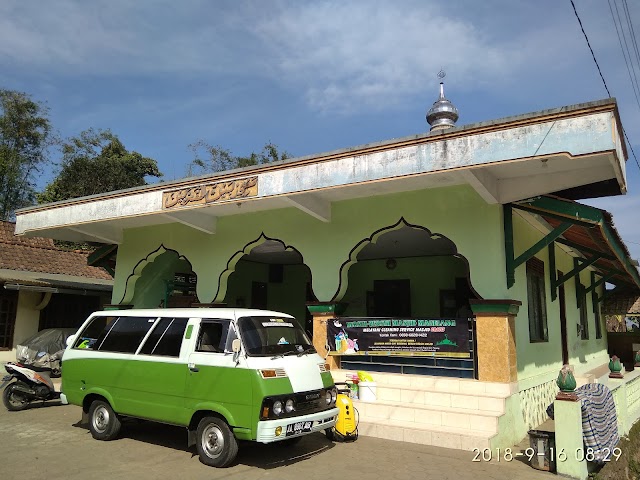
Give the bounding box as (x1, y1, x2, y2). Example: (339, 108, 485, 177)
(4, 399, 63, 411)
(73, 418, 335, 469)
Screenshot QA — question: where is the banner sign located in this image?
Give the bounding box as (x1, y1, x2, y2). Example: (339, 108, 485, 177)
(326, 317, 470, 358)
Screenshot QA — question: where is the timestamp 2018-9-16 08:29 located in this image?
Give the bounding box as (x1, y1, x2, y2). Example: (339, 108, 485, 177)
(471, 447, 622, 463)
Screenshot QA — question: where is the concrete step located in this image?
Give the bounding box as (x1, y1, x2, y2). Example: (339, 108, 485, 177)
(372, 384, 506, 414)
(353, 398, 499, 433)
(331, 369, 515, 397)
(332, 369, 510, 413)
(330, 369, 509, 451)
(356, 417, 493, 450)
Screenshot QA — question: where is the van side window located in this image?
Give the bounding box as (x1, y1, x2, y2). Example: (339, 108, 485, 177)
(196, 320, 229, 353)
(74, 316, 112, 349)
(224, 325, 238, 352)
(96, 316, 156, 354)
(139, 318, 188, 357)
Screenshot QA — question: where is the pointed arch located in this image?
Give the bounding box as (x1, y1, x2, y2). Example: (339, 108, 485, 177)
(331, 217, 480, 301)
(119, 245, 196, 305)
(213, 233, 309, 303)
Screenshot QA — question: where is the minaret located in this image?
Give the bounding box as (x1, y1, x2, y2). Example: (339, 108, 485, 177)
(426, 72, 459, 132)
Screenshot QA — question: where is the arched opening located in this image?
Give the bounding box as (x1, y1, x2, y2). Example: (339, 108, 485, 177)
(333, 218, 480, 378)
(219, 235, 316, 334)
(121, 246, 197, 308)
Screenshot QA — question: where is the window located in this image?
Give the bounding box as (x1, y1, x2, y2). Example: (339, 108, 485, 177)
(139, 318, 188, 357)
(578, 285, 589, 340)
(0, 291, 18, 350)
(526, 257, 548, 342)
(237, 316, 313, 356)
(594, 301, 602, 339)
(85, 316, 156, 353)
(196, 320, 230, 353)
(74, 316, 112, 349)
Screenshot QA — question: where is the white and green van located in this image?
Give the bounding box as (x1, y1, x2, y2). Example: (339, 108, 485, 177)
(61, 308, 339, 467)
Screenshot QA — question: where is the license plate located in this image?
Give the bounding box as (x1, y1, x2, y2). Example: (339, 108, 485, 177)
(285, 420, 313, 437)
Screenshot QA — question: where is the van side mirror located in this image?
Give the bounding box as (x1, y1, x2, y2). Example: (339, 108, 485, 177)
(66, 335, 76, 347)
(232, 339, 241, 353)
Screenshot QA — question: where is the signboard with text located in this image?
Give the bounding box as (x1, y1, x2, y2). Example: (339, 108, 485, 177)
(326, 317, 471, 358)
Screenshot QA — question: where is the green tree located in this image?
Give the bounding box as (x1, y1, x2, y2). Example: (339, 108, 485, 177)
(38, 129, 162, 203)
(0, 89, 53, 220)
(187, 141, 291, 176)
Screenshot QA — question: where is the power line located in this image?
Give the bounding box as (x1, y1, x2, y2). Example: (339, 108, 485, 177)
(609, 0, 640, 110)
(622, 0, 640, 75)
(570, 0, 612, 97)
(570, 0, 640, 173)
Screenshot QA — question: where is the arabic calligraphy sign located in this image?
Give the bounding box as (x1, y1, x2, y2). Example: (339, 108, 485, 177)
(162, 176, 258, 209)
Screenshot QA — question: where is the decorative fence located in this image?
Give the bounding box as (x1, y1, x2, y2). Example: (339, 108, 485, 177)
(609, 369, 640, 435)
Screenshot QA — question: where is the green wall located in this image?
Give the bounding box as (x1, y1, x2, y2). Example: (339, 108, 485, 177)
(510, 213, 608, 388)
(114, 185, 504, 307)
(111, 184, 609, 388)
(341, 256, 468, 317)
(130, 251, 193, 309)
(222, 259, 311, 323)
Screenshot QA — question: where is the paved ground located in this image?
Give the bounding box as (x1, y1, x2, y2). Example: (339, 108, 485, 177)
(0, 400, 556, 480)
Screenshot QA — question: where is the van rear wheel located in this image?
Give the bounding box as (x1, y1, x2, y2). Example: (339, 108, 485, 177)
(88, 400, 121, 441)
(196, 416, 238, 468)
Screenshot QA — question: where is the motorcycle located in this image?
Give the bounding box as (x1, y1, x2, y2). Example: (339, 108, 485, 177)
(2, 353, 62, 411)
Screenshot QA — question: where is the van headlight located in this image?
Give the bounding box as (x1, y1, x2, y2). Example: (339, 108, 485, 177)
(325, 390, 332, 404)
(273, 400, 283, 416)
(331, 388, 337, 403)
(285, 399, 295, 413)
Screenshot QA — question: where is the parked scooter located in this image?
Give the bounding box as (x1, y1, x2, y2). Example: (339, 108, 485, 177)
(1, 353, 62, 411)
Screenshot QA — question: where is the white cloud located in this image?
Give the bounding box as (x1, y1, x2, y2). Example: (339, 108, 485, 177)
(251, 1, 517, 112)
(1, 0, 622, 113)
(1, 0, 639, 120)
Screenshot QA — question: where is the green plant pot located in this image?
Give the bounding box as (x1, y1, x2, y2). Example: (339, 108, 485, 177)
(556, 369, 577, 392)
(609, 356, 622, 373)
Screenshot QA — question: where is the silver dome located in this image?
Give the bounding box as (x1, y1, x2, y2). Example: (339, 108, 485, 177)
(426, 82, 459, 131)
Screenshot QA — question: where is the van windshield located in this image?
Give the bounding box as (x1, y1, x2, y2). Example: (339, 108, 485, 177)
(237, 316, 314, 356)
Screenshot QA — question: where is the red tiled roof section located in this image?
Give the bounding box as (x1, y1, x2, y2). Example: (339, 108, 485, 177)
(0, 221, 112, 280)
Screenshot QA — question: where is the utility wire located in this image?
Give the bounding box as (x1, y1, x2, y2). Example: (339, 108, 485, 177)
(609, 0, 640, 110)
(570, 0, 640, 172)
(622, 0, 640, 77)
(570, 0, 612, 97)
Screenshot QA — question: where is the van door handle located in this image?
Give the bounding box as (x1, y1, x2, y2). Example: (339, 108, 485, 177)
(188, 363, 199, 373)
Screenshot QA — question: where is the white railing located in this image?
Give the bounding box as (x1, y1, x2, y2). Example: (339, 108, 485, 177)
(606, 369, 640, 435)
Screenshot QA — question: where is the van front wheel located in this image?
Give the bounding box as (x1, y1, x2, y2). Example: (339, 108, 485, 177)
(88, 400, 121, 441)
(196, 416, 238, 468)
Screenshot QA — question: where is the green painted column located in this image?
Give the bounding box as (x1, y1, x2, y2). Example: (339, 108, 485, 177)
(554, 398, 588, 479)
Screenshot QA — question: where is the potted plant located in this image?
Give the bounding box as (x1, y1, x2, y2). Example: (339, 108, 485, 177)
(608, 355, 624, 378)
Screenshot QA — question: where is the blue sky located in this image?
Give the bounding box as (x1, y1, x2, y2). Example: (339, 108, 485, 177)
(2, 0, 640, 260)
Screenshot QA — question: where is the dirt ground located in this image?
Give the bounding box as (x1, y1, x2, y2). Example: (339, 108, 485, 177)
(592, 420, 640, 480)
(0, 400, 556, 480)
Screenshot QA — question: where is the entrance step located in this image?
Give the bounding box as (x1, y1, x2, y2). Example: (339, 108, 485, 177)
(332, 369, 515, 397)
(357, 418, 492, 450)
(353, 398, 499, 433)
(331, 369, 513, 451)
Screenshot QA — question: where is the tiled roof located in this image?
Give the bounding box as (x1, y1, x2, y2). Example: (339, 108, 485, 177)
(0, 221, 112, 281)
